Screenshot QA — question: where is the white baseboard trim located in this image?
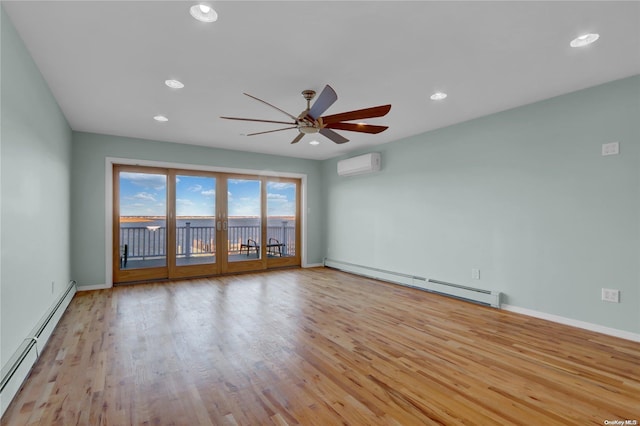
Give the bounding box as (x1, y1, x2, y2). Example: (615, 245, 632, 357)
(77, 283, 111, 291)
(303, 263, 324, 268)
(502, 304, 640, 343)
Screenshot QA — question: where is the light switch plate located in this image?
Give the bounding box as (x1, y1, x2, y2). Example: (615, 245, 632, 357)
(601, 288, 620, 303)
(602, 142, 619, 156)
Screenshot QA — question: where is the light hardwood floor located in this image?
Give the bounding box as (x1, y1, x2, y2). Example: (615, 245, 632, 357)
(3, 268, 639, 425)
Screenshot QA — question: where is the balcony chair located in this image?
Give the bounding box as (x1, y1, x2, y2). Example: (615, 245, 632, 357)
(120, 244, 128, 268)
(240, 239, 260, 258)
(267, 238, 285, 257)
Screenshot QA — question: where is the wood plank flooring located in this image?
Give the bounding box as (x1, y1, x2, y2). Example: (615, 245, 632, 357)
(3, 268, 639, 425)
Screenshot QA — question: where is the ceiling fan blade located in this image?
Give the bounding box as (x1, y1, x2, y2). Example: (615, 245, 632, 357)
(307, 85, 338, 120)
(321, 104, 391, 124)
(243, 92, 298, 121)
(290, 133, 305, 144)
(220, 116, 296, 125)
(324, 122, 388, 134)
(246, 126, 297, 136)
(319, 128, 349, 144)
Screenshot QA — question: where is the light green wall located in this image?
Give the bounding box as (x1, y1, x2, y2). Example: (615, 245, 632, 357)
(71, 132, 323, 287)
(1, 6, 72, 366)
(321, 75, 640, 334)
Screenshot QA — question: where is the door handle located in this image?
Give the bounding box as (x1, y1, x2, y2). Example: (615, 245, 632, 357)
(217, 221, 222, 231)
(223, 221, 228, 231)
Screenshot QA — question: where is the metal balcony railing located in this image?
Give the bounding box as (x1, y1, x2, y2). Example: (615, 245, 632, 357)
(120, 222, 296, 260)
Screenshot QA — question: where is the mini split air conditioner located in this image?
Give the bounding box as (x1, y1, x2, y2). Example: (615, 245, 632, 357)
(337, 152, 381, 177)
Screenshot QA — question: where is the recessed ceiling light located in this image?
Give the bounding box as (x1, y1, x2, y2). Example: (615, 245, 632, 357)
(165, 79, 184, 89)
(570, 33, 599, 48)
(190, 4, 218, 22)
(430, 91, 447, 101)
(309, 140, 320, 146)
(153, 115, 169, 122)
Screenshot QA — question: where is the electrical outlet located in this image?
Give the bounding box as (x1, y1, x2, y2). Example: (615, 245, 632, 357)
(601, 288, 620, 303)
(471, 268, 480, 280)
(601, 142, 619, 156)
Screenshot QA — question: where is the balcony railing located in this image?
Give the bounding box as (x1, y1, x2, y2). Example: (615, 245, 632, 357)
(120, 222, 295, 260)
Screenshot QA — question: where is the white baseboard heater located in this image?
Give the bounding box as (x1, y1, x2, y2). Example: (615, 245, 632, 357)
(323, 258, 501, 308)
(0, 280, 77, 416)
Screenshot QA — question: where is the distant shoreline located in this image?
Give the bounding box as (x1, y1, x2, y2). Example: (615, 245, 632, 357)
(120, 216, 294, 223)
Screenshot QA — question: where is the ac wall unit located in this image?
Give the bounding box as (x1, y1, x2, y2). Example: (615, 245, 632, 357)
(337, 152, 381, 177)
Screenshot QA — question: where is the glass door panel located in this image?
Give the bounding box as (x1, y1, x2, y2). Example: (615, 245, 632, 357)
(227, 178, 262, 263)
(266, 181, 297, 258)
(119, 171, 167, 269)
(175, 174, 216, 267)
(115, 168, 168, 283)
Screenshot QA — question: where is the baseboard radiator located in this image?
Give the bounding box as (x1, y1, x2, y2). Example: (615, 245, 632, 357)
(0, 280, 77, 416)
(323, 259, 501, 308)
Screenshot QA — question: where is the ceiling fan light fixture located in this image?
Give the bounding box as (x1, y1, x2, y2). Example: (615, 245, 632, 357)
(153, 115, 169, 122)
(570, 33, 599, 47)
(165, 79, 184, 89)
(430, 91, 448, 101)
(190, 4, 218, 22)
(309, 140, 320, 146)
(299, 125, 319, 134)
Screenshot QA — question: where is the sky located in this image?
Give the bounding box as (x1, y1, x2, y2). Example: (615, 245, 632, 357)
(119, 172, 296, 217)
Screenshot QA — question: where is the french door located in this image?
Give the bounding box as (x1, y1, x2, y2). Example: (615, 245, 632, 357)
(113, 165, 300, 284)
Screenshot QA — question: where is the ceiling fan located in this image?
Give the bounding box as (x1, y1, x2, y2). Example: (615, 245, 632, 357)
(221, 85, 391, 145)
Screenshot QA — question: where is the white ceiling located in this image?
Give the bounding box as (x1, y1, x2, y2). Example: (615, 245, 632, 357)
(4, 1, 640, 160)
